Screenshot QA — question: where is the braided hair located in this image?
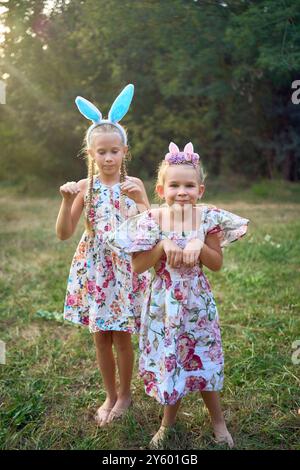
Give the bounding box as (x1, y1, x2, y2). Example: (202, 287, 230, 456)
(85, 155, 96, 234)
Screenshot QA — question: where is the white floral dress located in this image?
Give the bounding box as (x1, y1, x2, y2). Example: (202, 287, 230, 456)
(108, 205, 250, 405)
(63, 175, 151, 333)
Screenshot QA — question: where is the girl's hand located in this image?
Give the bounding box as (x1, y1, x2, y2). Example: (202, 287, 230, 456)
(182, 238, 204, 268)
(60, 181, 81, 202)
(120, 176, 145, 204)
(162, 239, 183, 268)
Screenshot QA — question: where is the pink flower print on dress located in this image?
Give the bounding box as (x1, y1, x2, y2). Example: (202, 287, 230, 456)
(173, 281, 189, 303)
(142, 370, 157, 386)
(176, 333, 196, 365)
(146, 381, 158, 396)
(211, 319, 222, 343)
(95, 290, 106, 304)
(105, 255, 113, 268)
(111, 300, 121, 314)
(87, 280, 96, 294)
(199, 272, 211, 291)
(135, 316, 141, 331)
(183, 354, 203, 371)
(174, 287, 184, 301)
(163, 271, 172, 289)
(81, 315, 89, 326)
(107, 271, 115, 282)
(164, 327, 173, 347)
(157, 258, 172, 289)
(144, 340, 151, 354)
(66, 294, 78, 306)
(163, 389, 180, 405)
(205, 344, 223, 364)
(78, 242, 87, 257)
(126, 261, 131, 274)
(89, 208, 96, 223)
(139, 277, 148, 291)
(132, 272, 140, 293)
(185, 376, 207, 392)
(197, 317, 208, 329)
(102, 268, 115, 289)
(165, 354, 177, 372)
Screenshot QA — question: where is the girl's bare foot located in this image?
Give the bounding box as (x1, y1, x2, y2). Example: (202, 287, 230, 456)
(95, 397, 117, 427)
(107, 395, 132, 423)
(213, 421, 234, 448)
(149, 425, 172, 450)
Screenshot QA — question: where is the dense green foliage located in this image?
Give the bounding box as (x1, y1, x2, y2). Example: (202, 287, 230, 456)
(0, 0, 299, 190)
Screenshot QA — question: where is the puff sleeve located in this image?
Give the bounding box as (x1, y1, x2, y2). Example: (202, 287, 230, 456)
(203, 206, 249, 248)
(107, 210, 161, 255)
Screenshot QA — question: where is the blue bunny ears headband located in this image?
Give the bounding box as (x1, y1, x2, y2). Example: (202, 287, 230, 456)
(75, 84, 134, 146)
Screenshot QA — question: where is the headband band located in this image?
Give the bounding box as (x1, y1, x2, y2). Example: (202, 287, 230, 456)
(86, 121, 127, 146)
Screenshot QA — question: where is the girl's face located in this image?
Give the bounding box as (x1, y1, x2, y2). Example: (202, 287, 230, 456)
(157, 165, 205, 207)
(88, 132, 127, 179)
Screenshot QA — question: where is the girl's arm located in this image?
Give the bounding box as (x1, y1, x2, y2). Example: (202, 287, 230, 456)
(56, 179, 87, 240)
(132, 238, 184, 274)
(136, 179, 151, 212)
(199, 232, 223, 272)
(121, 176, 151, 212)
(131, 241, 165, 274)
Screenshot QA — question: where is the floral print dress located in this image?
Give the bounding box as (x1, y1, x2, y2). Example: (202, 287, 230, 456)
(108, 205, 249, 405)
(63, 175, 151, 333)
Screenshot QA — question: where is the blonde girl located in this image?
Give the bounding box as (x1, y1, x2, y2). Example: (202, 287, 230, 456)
(108, 141, 250, 448)
(56, 85, 151, 426)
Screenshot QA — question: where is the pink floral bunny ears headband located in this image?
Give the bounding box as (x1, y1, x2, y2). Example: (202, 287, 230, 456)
(165, 142, 200, 168)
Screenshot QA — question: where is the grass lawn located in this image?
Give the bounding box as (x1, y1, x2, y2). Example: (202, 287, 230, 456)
(0, 180, 299, 450)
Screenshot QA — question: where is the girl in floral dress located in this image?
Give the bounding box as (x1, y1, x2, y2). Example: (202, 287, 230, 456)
(108, 141, 250, 447)
(56, 85, 151, 426)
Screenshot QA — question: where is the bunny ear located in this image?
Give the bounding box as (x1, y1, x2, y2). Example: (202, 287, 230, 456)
(108, 84, 134, 123)
(75, 96, 102, 123)
(169, 142, 180, 154)
(184, 142, 194, 154)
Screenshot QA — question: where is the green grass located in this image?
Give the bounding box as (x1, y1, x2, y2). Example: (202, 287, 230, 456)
(0, 181, 300, 450)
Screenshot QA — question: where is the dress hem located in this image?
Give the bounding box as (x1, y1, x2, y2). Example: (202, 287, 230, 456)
(63, 316, 138, 334)
(144, 383, 224, 406)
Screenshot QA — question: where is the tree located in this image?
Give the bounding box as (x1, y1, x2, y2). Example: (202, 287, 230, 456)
(0, 0, 299, 191)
